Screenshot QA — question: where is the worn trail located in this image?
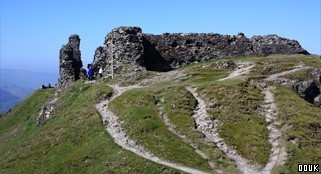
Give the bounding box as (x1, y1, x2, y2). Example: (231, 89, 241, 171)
(265, 64, 312, 82)
(156, 104, 218, 171)
(186, 86, 261, 174)
(217, 61, 254, 81)
(96, 84, 209, 174)
(258, 65, 312, 173)
(259, 86, 287, 174)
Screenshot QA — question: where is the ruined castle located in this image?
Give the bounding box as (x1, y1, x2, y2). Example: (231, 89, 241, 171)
(58, 26, 308, 88)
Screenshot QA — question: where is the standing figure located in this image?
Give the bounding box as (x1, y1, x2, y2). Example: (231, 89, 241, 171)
(88, 67, 93, 81)
(98, 67, 103, 78)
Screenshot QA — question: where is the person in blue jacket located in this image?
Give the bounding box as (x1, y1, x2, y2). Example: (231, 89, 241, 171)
(88, 67, 94, 81)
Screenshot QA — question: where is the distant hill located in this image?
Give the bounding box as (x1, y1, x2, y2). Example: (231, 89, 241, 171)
(0, 69, 58, 112)
(0, 86, 32, 113)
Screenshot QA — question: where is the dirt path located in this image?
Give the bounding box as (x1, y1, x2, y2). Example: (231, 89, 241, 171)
(260, 86, 287, 174)
(217, 61, 254, 81)
(265, 64, 312, 82)
(186, 86, 261, 174)
(96, 84, 209, 174)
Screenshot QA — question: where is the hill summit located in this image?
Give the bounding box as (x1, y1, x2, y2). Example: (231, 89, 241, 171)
(58, 26, 308, 89)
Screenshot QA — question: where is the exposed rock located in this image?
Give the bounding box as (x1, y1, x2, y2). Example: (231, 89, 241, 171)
(314, 94, 321, 107)
(79, 67, 88, 80)
(36, 98, 57, 127)
(92, 26, 309, 77)
(277, 68, 321, 107)
(215, 60, 236, 69)
(296, 79, 320, 103)
(92, 46, 108, 77)
(58, 35, 85, 90)
(311, 68, 321, 86)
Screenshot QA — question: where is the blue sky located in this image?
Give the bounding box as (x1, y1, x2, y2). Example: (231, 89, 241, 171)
(1, 0, 320, 73)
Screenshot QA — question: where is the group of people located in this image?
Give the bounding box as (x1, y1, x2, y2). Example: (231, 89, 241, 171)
(41, 83, 53, 89)
(87, 64, 103, 81)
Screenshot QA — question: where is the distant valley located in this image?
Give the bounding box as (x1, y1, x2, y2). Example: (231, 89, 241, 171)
(0, 69, 58, 112)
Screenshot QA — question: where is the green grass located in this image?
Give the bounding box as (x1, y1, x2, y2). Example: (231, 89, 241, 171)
(272, 85, 321, 174)
(197, 81, 271, 165)
(109, 87, 212, 172)
(181, 63, 229, 84)
(247, 54, 321, 76)
(0, 81, 182, 173)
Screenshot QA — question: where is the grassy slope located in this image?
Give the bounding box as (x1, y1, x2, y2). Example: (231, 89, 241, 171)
(109, 87, 212, 172)
(0, 81, 181, 174)
(197, 81, 270, 165)
(1, 54, 320, 174)
(272, 85, 321, 174)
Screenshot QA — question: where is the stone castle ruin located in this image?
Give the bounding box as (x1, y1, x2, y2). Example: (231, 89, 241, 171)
(58, 35, 87, 89)
(58, 26, 309, 88)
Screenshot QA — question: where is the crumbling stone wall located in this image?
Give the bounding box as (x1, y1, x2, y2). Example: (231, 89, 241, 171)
(142, 32, 253, 69)
(58, 35, 87, 89)
(92, 26, 309, 77)
(251, 35, 309, 56)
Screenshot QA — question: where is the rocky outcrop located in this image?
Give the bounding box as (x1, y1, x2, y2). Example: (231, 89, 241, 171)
(283, 68, 321, 107)
(58, 35, 86, 90)
(36, 98, 57, 127)
(92, 26, 309, 77)
(314, 94, 321, 107)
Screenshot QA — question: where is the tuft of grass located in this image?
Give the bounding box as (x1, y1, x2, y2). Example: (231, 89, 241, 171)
(197, 81, 271, 165)
(109, 87, 212, 172)
(249, 54, 321, 76)
(114, 71, 158, 86)
(273, 85, 321, 174)
(182, 64, 229, 84)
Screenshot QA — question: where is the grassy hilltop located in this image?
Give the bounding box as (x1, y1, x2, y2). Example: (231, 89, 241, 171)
(1, 54, 321, 174)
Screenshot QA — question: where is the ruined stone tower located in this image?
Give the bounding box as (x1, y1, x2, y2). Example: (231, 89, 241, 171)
(58, 35, 87, 90)
(92, 27, 145, 78)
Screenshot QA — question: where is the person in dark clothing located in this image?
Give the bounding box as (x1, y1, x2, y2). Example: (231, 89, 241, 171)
(88, 68, 94, 81)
